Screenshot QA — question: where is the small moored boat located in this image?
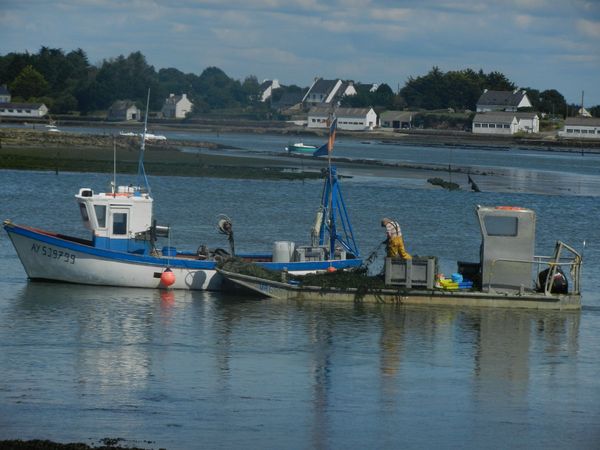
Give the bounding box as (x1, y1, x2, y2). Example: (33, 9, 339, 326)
(285, 142, 319, 154)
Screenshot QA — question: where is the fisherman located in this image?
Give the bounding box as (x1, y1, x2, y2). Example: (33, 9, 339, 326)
(381, 218, 411, 259)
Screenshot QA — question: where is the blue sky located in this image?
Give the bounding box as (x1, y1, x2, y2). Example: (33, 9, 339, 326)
(1, 0, 599, 106)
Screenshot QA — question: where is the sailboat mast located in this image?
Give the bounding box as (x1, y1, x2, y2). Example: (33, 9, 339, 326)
(137, 89, 151, 194)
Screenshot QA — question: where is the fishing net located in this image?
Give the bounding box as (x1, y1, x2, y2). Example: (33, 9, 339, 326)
(292, 267, 386, 289)
(218, 257, 283, 282)
(218, 257, 386, 289)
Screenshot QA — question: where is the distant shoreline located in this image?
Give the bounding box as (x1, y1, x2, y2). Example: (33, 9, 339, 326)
(3, 117, 600, 152)
(0, 126, 598, 197)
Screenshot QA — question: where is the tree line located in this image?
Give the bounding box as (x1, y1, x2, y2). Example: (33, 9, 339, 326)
(0, 47, 597, 118)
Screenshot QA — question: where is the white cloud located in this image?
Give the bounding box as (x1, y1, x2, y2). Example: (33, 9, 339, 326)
(577, 19, 600, 38)
(514, 14, 533, 28)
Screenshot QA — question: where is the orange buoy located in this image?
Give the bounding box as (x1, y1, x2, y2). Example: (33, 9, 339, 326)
(327, 266, 337, 273)
(160, 268, 176, 287)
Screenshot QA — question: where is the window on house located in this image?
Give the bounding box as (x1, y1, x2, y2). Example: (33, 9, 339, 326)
(504, 124, 510, 128)
(567, 129, 573, 133)
(482, 123, 489, 128)
(474, 123, 481, 127)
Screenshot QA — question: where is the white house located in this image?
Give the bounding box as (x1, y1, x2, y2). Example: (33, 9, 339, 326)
(308, 106, 377, 131)
(472, 112, 539, 135)
(476, 89, 533, 112)
(0, 102, 48, 118)
(0, 85, 11, 103)
(107, 100, 141, 121)
(302, 78, 357, 105)
(558, 117, 600, 139)
(162, 93, 193, 119)
(514, 112, 540, 133)
(259, 79, 280, 102)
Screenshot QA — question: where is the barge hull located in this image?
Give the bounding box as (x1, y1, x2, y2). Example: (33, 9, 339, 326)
(218, 270, 581, 310)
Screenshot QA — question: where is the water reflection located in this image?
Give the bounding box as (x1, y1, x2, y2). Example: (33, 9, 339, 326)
(3, 284, 585, 447)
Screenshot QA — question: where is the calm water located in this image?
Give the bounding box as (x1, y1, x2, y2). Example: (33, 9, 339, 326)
(1, 136, 600, 449)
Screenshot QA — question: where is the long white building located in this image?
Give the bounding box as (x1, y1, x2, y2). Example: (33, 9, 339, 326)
(558, 117, 600, 139)
(308, 107, 377, 131)
(0, 102, 48, 118)
(472, 112, 539, 135)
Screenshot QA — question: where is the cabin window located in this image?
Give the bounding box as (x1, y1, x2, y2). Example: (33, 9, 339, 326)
(485, 216, 518, 237)
(112, 212, 128, 235)
(94, 205, 107, 228)
(78, 203, 89, 222)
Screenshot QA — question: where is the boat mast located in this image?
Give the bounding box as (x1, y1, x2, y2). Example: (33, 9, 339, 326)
(315, 112, 359, 258)
(136, 88, 152, 194)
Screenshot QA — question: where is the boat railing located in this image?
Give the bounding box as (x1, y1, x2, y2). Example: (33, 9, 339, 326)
(486, 241, 582, 295)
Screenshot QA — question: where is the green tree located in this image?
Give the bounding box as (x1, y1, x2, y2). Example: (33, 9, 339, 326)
(10, 65, 48, 99)
(94, 51, 159, 109)
(538, 89, 566, 117)
(241, 75, 261, 105)
(193, 66, 244, 110)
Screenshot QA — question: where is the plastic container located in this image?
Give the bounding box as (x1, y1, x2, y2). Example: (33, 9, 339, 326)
(451, 273, 463, 283)
(273, 241, 295, 263)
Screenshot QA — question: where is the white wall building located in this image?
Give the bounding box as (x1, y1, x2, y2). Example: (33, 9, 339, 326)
(558, 117, 600, 139)
(472, 112, 539, 135)
(308, 107, 377, 131)
(476, 89, 533, 112)
(108, 100, 141, 121)
(302, 78, 357, 105)
(0, 103, 48, 118)
(0, 85, 11, 103)
(162, 93, 193, 119)
(259, 79, 280, 102)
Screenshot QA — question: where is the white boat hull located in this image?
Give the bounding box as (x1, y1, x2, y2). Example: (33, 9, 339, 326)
(4, 222, 362, 291)
(7, 229, 220, 290)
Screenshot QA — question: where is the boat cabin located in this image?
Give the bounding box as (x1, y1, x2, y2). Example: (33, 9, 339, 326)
(387, 205, 581, 296)
(476, 205, 535, 292)
(75, 186, 158, 254)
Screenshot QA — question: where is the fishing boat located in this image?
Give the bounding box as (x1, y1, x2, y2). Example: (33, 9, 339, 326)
(4, 101, 361, 290)
(219, 205, 584, 310)
(285, 142, 319, 154)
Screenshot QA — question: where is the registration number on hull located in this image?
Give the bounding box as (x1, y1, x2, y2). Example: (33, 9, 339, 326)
(31, 243, 76, 264)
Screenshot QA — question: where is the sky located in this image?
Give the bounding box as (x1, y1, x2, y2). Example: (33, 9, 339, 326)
(1, 0, 599, 106)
